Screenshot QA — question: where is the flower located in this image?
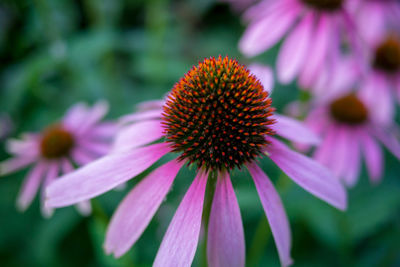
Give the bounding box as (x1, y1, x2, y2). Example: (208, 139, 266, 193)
(46, 56, 346, 267)
(303, 89, 400, 187)
(358, 33, 400, 113)
(0, 101, 116, 217)
(239, 0, 360, 87)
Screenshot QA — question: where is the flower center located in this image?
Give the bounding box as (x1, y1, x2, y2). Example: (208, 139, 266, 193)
(162, 56, 275, 171)
(40, 125, 75, 159)
(301, 0, 343, 11)
(329, 94, 368, 125)
(373, 37, 400, 73)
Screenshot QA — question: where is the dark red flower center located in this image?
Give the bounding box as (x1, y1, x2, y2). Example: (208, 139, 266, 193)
(373, 37, 400, 73)
(302, 0, 343, 11)
(162, 56, 275, 171)
(330, 94, 368, 125)
(40, 125, 75, 159)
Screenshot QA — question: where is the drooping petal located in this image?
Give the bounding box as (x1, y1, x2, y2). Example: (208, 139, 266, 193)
(0, 156, 37, 176)
(112, 120, 164, 153)
(271, 114, 320, 145)
(277, 13, 312, 84)
(360, 130, 383, 183)
(341, 129, 361, 187)
(63, 102, 88, 130)
(16, 161, 47, 211)
(249, 64, 274, 93)
(6, 138, 39, 157)
(267, 138, 347, 210)
(86, 122, 118, 139)
(105, 159, 183, 257)
(239, 5, 299, 57)
(247, 162, 292, 267)
(153, 171, 208, 267)
(46, 143, 171, 208)
(207, 171, 245, 267)
(136, 99, 165, 112)
(77, 139, 110, 156)
(41, 162, 59, 218)
(299, 15, 331, 88)
(313, 123, 337, 166)
(372, 126, 400, 160)
(76, 201, 92, 216)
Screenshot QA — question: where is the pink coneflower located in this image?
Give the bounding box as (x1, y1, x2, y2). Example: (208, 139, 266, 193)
(304, 90, 400, 187)
(46, 56, 346, 267)
(239, 0, 360, 87)
(0, 102, 116, 217)
(358, 33, 400, 112)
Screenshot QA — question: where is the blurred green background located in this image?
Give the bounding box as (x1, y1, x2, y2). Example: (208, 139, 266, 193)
(0, 0, 400, 266)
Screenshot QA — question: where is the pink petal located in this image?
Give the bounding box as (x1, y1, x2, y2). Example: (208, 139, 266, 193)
(6, 138, 39, 157)
(267, 138, 347, 210)
(112, 120, 164, 153)
(249, 63, 274, 93)
(63, 102, 88, 129)
(360, 130, 383, 184)
(136, 100, 165, 112)
(60, 158, 74, 174)
(153, 171, 208, 267)
(247, 162, 292, 267)
(328, 126, 351, 180)
(46, 143, 171, 208)
(77, 138, 110, 156)
(105, 159, 183, 257)
(372, 127, 400, 160)
(76, 101, 109, 135)
(86, 122, 118, 139)
(341, 130, 361, 187)
(277, 13, 312, 84)
(76, 201, 92, 216)
(119, 110, 162, 124)
(239, 5, 299, 57)
(298, 16, 331, 88)
(313, 123, 337, 166)
(0, 156, 37, 175)
(207, 171, 245, 267)
(17, 161, 47, 211)
(41, 163, 59, 218)
(71, 148, 97, 166)
(271, 114, 320, 145)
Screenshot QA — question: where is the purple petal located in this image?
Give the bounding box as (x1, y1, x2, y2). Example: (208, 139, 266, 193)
(153, 171, 208, 267)
(112, 120, 164, 153)
(71, 148, 97, 166)
(341, 130, 361, 187)
(360, 130, 383, 183)
(267, 138, 347, 210)
(76, 200, 92, 216)
(6, 138, 39, 157)
(46, 143, 171, 208)
(277, 13, 312, 84)
(76, 101, 109, 135)
(136, 99, 165, 112)
(372, 126, 400, 160)
(77, 139, 110, 156)
(239, 5, 299, 57)
(63, 102, 88, 129)
(0, 156, 37, 176)
(249, 63, 274, 93)
(298, 16, 330, 88)
(119, 110, 162, 124)
(105, 159, 183, 257)
(247, 162, 292, 267)
(271, 114, 320, 145)
(207, 171, 245, 267)
(17, 161, 47, 211)
(313, 123, 337, 166)
(41, 163, 59, 218)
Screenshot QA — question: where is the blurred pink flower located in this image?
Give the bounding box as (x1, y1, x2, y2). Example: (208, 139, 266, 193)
(239, 0, 360, 87)
(46, 57, 346, 267)
(304, 90, 400, 187)
(359, 33, 400, 112)
(0, 102, 116, 217)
